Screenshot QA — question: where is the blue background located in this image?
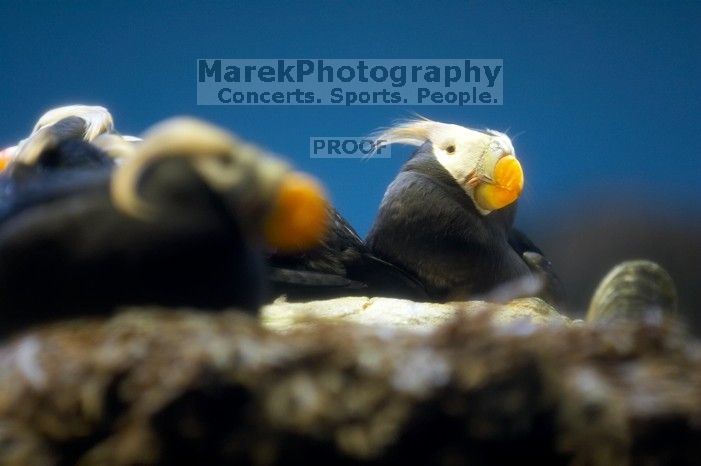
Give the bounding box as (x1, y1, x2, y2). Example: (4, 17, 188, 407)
(1, 1, 699, 315)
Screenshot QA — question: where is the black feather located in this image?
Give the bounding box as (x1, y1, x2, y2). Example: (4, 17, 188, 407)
(266, 207, 427, 301)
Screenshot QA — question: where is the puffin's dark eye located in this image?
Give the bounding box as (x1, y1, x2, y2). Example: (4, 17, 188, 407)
(446, 145, 455, 154)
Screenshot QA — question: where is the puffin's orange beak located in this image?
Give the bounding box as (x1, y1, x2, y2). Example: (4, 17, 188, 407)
(474, 155, 524, 211)
(263, 172, 329, 252)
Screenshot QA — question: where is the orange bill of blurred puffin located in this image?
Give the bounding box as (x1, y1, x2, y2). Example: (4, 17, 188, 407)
(263, 172, 329, 252)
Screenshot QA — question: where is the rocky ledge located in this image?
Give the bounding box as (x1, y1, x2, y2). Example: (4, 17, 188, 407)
(0, 297, 698, 465)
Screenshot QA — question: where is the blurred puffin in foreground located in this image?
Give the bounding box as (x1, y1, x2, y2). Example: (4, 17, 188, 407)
(366, 118, 563, 304)
(0, 116, 328, 334)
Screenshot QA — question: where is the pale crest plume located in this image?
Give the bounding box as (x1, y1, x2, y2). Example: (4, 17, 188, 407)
(33, 105, 114, 141)
(372, 117, 437, 149)
(372, 118, 509, 153)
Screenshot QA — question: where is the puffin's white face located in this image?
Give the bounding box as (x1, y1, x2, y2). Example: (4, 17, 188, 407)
(374, 119, 524, 215)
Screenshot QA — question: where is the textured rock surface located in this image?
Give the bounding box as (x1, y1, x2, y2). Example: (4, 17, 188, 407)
(0, 300, 699, 465)
(262, 296, 572, 332)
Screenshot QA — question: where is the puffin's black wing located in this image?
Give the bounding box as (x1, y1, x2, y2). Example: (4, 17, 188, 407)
(507, 227, 543, 256)
(266, 207, 427, 301)
(508, 227, 565, 306)
(0, 167, 113, 223)
(0, 138, 115, 222)
(349, 253, 428, 300)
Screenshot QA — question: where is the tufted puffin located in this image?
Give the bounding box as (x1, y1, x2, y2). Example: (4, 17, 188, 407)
(0, 105, 138, 177)
(0, 117, 328, 335)
(366, 118, 562, 304)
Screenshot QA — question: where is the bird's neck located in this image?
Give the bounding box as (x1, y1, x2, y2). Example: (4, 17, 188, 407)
(401, 147, 518, 232)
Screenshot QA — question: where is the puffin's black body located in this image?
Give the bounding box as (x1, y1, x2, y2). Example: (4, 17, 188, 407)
(0, 136, 118, 229)
(0, 157, 263, 335)
(266, 208, 428, 301)
(507, 227, 564, 304)
(367, 142, 562, 303)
